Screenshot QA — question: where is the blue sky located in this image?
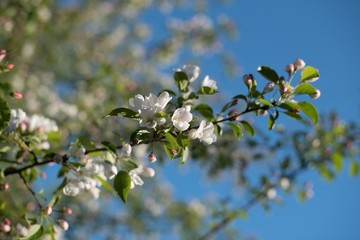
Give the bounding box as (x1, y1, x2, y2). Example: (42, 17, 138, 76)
(161, 1, 360, 240)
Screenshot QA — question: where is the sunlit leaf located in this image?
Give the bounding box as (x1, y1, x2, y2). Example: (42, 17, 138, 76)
(240, 121, 254, 137)
(197, 86, 218, 95)
(258, 98, 273, 107)
(294, 83, 317, 95)
(227, 122, 242, 138)
(350, 161, 359, 176)
(257, 66, 279, 82)
(331, 152, 343, 172)
(19, 224, 43, 240)
(114, 171, 131, 204)
(301, 66, 320, 82)
(165, 133, 178, 150)
(298, 101, 319, 125)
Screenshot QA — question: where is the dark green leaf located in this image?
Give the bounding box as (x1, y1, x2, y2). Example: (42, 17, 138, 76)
(77, 136, 96, 150)
(101, 141, 117, 155)
(257, 66, 279, 82)
(318, 166, 334, 181)
(298, 101, 319, 125)
(194, 104, 214, 121)
(240, 121, 254, 137)
(174, 71, 189, 92)
(294, 83, 317, 95)
(232, 94, 248, 102)
(279, 102, 300, 112)
(0, 95, 11, 132)
(268, 115, 275, 130)
(301, 66, 320, 82)
(103, 107, 139, 119)
(227, 123, 243, 138)
(19, 224, 43, 240)
(177, 134, 189, 148)
(114, 171, 131, 204)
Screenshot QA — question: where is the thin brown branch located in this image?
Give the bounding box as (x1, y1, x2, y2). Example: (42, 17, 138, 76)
(19, 173, 43, 209)
(4, 158, 54, 176)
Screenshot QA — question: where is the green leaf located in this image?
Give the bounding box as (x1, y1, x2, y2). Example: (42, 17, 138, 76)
(298, 101, 319, 125)
(101, 141, 117, 155)
(227, 123, 243, 138)
(194, 104, 214, 121)
(279, 101, 300, 112)
(180, 147, 189, 164)
(77, 136, 95, 150)
(114, 171, 131, 204)
(268, 115, 275, 130)
(258, 98, 273, 107)
(257, 66, 279, 83)
(197, 86, 217, 95)
(165, 133, 178, 150)
(177, 134, 189, 148)
(103, 107, 139, 119)
(319, 166, 334, 181)
(350, 161, 359, 176)
(19, 224, 44, 240)
(283, 111, 303, 120)
(294, 83, 317, 95)
(0, 95, 11, 132)
(174, 71, 189, 92)
(240, 121, 254, 137)
(331, 152, 343, 172)
(301, 66, 320, 82)
(96, 176, 116, 195)
(232, 94, 248, 102)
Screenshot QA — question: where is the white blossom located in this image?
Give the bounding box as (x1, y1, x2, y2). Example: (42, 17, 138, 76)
(129, 165, 156, 189)
(189, 120, 217, 144)
(171, 105, 193, 131)
(63, 182, 81, 196)
(129, 91, 172, 128)
(179, 64, 200, 82)
(124, 143, 132, 155)
(201, 75, 217, 90)
(293, 58, 306, 70)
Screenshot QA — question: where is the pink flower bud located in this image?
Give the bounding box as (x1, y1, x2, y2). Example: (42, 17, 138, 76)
(6, 63, 15, 70)
(293, 59, 305, 70)
(171, 149, 177, 155)
(40, 172, 47, 179)
(43, 206, 52, 216)
(285, 64, 295, 74)
(142, 167, 155, 178)
(10, 91, 23, 99)
(310, 89, 321, 99)
(57, 220, 69, 231)
(263, 82, 275, 93)
(148, 153, 157, 163)
(242, 74, 254, 87)
(0, 49, 6, 61)
(0, 223, 11, 233)
(64, 207, 73, 215)
(1, 182, 9, 191)
(4, 219, 11, 226)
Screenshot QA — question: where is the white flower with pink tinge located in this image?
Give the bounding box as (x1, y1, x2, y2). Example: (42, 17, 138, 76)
(189, 120, 217, 145)
(172, 105, 193, 131)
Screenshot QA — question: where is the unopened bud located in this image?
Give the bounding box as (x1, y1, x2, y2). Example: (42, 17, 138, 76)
(6, 63, 15, 70)
(124, 143, 132, 155)
(242, 74, 254, 88)
(4, 219, 11, 226)
(57, 220, 69, 231)
(0, 223, 11, 233)
(285, 64, 295, 74)
(0, 49, 6, 61)
(266, 188, 277, 200)
(43, 206, 52, 216)
(64, 207, 73, 215)
(40, 172, 47, 179)
(10, 91, 22, 99)
(310, 89, 321, 99)
(148, 153, 157, 163)
(293, 59, 305, 70)
(280, 177, 290, 190)
(142, 167, 155, 178)
(171, 149, 177, 155)
(263, 82, 275, 93)
(259, 109, 268, 116)
(1, 182, 10, 191)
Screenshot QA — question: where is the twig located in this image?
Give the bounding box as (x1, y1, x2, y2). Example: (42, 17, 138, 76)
(4, 158, 54, 176)
(19, 173, 43, 209)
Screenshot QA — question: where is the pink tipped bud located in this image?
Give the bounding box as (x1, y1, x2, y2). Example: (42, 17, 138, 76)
(0, 223, 11, 233)
(142, 167, 155, 178)
(242, 74, 254, 87)
(6, 63, 15, 70)
(148, 153, 157, 163)
(57, 220, 69, 231)
(310, 89, 321, 99)
(294, 108, 300, 114)
(285, 64, 295, 74)
(40, 172, 47, 179)
(64, 207, 73, 215)
(4, 219, 11, 226)
(1, 182, 10, 191)
(0, 49, 6, 61)
(293, 59, 305, 70)
(43, 206, 52, 216)
(124, 143, 132, 155)
(263, 82, 275, 93)
(10, 91, 22, 99)
(171, 149, 177, 155)
(259, 109, 268, 116)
